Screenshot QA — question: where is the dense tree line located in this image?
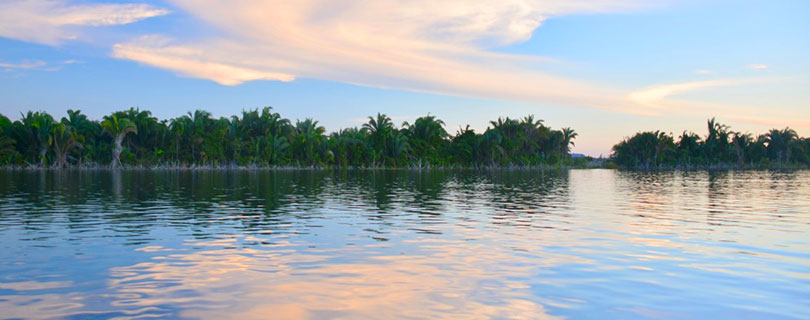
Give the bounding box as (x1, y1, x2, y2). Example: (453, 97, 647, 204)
(0, 108, 584, 168)
(611, 118, 810, 169)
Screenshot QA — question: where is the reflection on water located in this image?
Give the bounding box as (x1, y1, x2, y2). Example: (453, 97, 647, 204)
(0, 170, 809, 319)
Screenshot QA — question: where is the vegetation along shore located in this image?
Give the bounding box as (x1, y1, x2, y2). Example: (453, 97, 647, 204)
(0, 108, 807, 170)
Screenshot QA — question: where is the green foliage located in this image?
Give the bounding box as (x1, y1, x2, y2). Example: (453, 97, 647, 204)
(1, 108, 587, 168)
(611, 118, 809, 169)
(0, 114, 21, 165)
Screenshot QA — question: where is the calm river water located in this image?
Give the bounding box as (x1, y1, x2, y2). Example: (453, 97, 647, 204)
(0, 169, 808, 319)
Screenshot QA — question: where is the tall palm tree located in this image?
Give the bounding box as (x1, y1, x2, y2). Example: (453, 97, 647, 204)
(561, 127, 578, 156)
(653, 131, 674, 168)
(20, 111, 57, 166)
(51, 123, 83, 168)
(704, 117, 730, 163)
(363, 113, 393, 142)
(294, 118, 326, 165)
(101, 114, 138, 168)
(169, 117, 186, 162)
(677, 131, 701, 165)
(120, 108, 164, 161)
(178, 110, 214, 162)
(731, 132, 752, 167)
(363, 113, 393, 165)
(225, 115, 242, 164)
(62, 109, 99, 164)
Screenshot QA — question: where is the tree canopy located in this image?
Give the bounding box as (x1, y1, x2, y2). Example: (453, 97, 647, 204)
(611, 118, 810, 169)
(0, 108, 586, 168)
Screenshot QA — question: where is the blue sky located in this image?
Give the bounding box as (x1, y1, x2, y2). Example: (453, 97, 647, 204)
(1, 0, 808, 156)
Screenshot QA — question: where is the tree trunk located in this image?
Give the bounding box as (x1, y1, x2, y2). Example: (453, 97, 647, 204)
(56, 153, 67, 168)
(53, 141, 64, 168)
(39, 147, 47, 166)
(112, 134, 124, 169)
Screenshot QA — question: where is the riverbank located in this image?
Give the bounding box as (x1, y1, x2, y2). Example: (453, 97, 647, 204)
(2, 162, 807, 171)
(0, 162, 604, 171)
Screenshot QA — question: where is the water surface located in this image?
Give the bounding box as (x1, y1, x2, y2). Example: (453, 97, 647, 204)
(1, 169, 808, 319)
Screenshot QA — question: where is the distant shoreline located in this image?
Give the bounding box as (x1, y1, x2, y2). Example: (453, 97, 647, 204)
(1, 162, 806, 171)
(3, 110, 808, 170)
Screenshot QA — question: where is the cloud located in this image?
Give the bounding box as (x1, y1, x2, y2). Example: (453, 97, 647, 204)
(0, 59, 74, 72)
(695, 70, 714, 75)
(747, 64, 768, 70)
(110, 0, 652, 113)
(113, 36, 295, 85)
(627, 78, 772, 110)
(0, 0, 169, 45)
(0, 60, 47, 70)
(626, 77, 810, 129)
(5, 0, 796, 130)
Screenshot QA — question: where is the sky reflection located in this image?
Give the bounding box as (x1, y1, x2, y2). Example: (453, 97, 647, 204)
(0, 170, 808, 319)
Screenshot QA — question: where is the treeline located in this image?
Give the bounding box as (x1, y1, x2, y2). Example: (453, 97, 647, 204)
(611, 118, 810, 169)
(0, 108, 584, 168)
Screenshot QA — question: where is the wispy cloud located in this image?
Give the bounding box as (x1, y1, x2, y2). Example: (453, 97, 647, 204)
(0, 0, 169, 45)
(113, 36, 295, 85)
(1, 59, 87, 73)
(625, 77, 810, 129)
(0, 59, 70, 72)
(0, 60, 47, 70)
(747, 64, 768, 70)
(2, 0, 799, 131)
(628, 78, 777, 110)
(110, 0, 652, 114)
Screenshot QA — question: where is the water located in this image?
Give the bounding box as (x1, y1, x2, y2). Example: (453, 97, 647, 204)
(0, 169, 808, 319)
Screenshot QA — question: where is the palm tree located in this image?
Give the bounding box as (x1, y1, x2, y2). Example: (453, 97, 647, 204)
(403, 114, 447, 165)
(174, 110, 222, 163)
(561, 127, 578, 156)
(611, 131, 674, 169)
(677, 131, 701, 166)
(20, 111, 58, 166)
(294, 118, 326, 165)
(62, 109, 99, 164)
(225, 116, 242, 164)
(404, 114, 447, 143)
(482, 129, 505, 165)
(521, 115, 543, 129)
(119, 108, 165, 162)
(101, 114, 138, 168)
(731, 132, 752, 167)
(704, 117, 731, 163)
(363, 113, 393, 166)
(765, 127, 798, 164)
(364, 113, 393, 141)
(329, 128, 367, 167)
(386, 132, 409, 167)
(169, 117, 186, 163)
(51, 123, 83, 168)
(653, 131, 674, 168)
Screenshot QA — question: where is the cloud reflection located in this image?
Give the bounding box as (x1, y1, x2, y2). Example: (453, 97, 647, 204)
(105, 230, 580, 319)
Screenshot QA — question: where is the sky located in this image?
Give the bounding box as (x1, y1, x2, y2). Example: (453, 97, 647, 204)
(0, 0, 808, 156)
